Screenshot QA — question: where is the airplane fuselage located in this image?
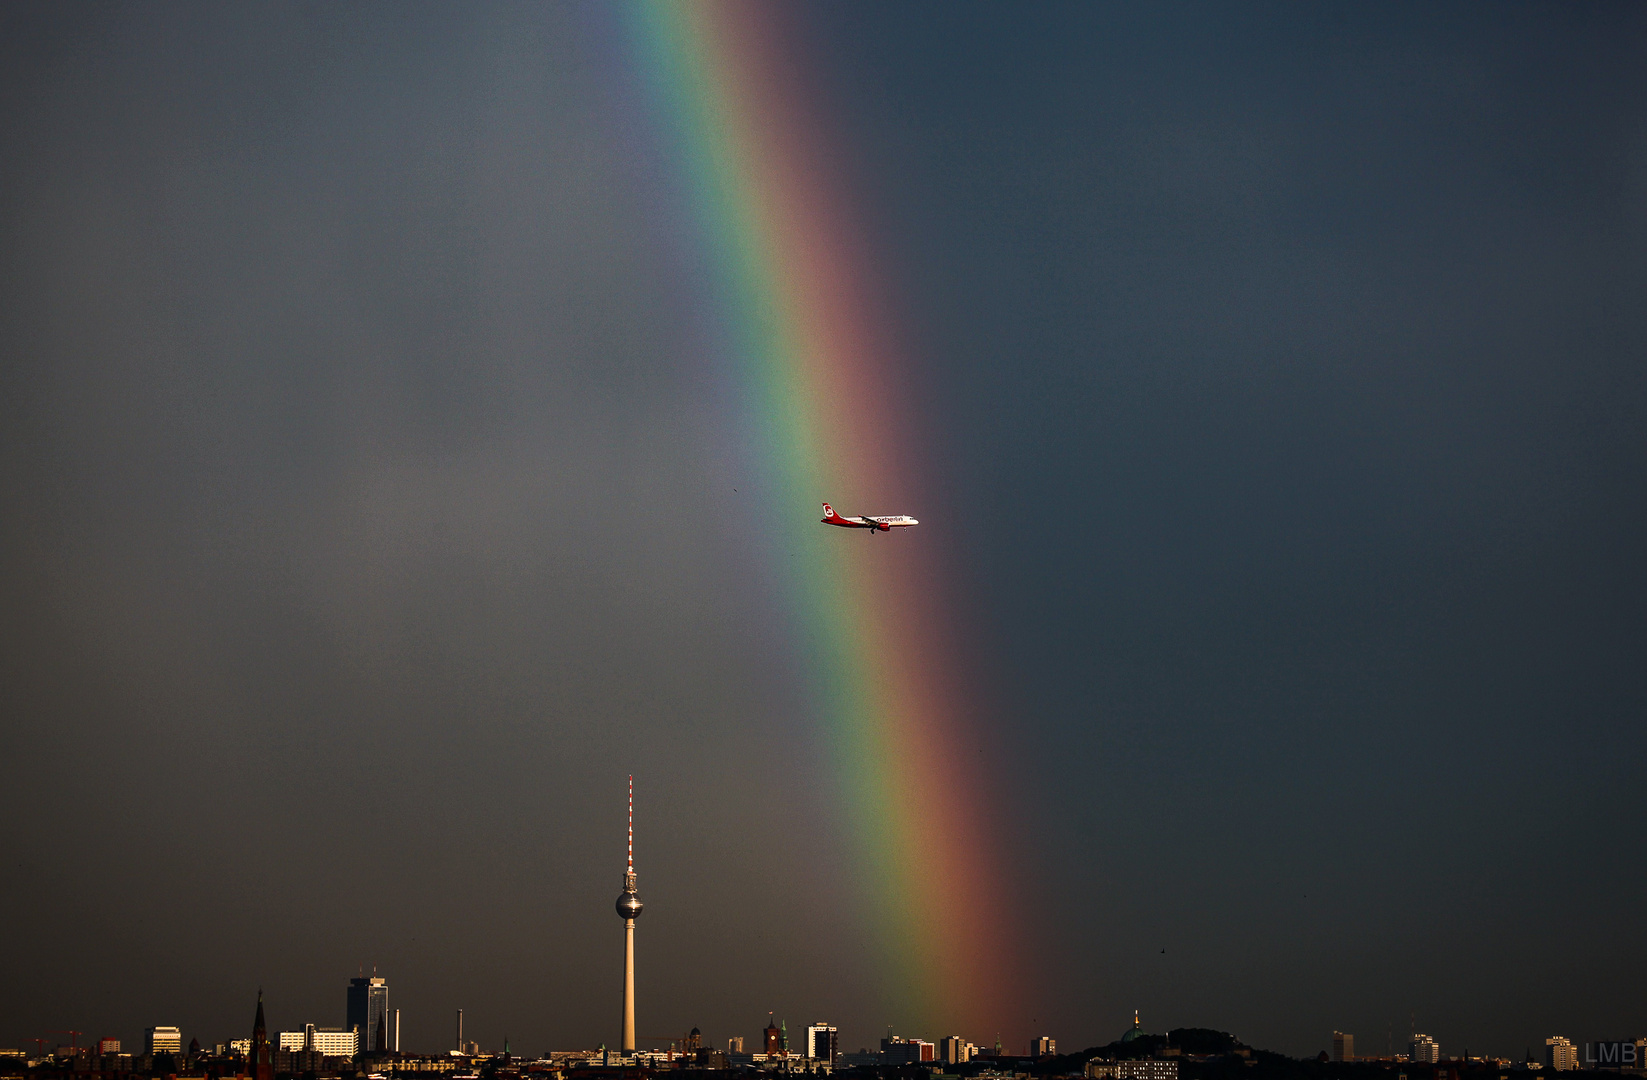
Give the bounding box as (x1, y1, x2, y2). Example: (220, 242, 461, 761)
(820, 503, 918, 532)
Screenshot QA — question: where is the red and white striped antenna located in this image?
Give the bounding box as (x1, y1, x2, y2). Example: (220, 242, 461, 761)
(627, 774, 634, 872)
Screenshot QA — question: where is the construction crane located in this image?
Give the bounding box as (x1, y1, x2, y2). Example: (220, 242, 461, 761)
(51, 1032, 83, 1052)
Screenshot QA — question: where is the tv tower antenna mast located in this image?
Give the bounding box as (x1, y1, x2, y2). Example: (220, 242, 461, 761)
(615, 775, 643, 1054)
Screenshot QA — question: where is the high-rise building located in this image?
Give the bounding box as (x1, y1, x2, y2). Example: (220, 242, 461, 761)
(1409, 1035, 1440, 1064)
(806, 1024, 838, 1063)
(727, 1037, 745, 1055)
(1032, 1036, 1057, 1058)
(145, 1029, 181, 1055)
(1546, 1037, 1578, 1071)
(939, 1037, 971, 1065)
(615, 776, 644, 1054)
(347, 976, 388, 1055)
(1333, 1033, 1354, 1062)
(97, 1039, 120, 1056)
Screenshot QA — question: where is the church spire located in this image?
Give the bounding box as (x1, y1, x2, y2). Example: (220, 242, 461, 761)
(250, 990, 273, 1080)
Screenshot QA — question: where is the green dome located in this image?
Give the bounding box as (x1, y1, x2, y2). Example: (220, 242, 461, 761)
(1121, 1012, 1144, 1042)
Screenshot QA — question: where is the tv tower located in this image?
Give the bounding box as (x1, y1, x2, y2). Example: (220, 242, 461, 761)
(615, 775, 643, 1054)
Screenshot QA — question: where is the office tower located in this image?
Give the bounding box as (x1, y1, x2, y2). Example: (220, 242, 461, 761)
(728, 1037, 745, 1054)
(1409, 1035, 1440, 1064)
(940, 1037, 970, 1065)
(615, 776, 644, 1054)
(250, 992, 274, 1080)
(1031, 1036, 1056, 1057)
(1333, 1033, 1354, 1062)
(456, 1011, 463, 1053)
(145, 1029, 181, 1055)
(347, 975, 389, 1055)
(807, 1024, 838, 1063)
(97, 1039, 120, 1056)
(1546, 1037, 1578, 1072)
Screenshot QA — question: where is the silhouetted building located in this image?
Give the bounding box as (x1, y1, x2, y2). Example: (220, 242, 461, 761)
(250, 992, 274, 1080)
(1333, 1033, 1354, 1063)
(347, 976, 389, 1055)
(883, 1038, 934, 1063)
(807, 1024, 837, 1063)
(1087, 1061, 1178, 1080)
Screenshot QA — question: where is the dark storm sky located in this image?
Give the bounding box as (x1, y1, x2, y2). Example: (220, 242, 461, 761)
(3, 0, 1645, 1062)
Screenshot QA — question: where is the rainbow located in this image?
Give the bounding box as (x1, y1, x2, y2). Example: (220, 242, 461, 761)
(622, 3, 1019, 1032)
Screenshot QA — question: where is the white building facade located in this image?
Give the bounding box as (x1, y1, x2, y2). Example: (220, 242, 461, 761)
(145, 1028, 181, 1055)
(277, 1027, 359, 1057)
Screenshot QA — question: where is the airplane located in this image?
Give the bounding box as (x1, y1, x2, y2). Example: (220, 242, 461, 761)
(821, 502, 918, 533)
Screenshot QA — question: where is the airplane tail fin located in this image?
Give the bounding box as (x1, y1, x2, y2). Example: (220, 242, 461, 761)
(822, 502, 835, 519)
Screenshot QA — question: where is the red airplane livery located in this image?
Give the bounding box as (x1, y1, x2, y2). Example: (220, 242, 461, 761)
(821, 502, 919, 533)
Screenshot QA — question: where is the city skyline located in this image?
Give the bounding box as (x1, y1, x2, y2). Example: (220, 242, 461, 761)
(8, 912, 1636, 1062)
(4, 0, 1646, 1061)
(20, 993, 1645, 1073)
